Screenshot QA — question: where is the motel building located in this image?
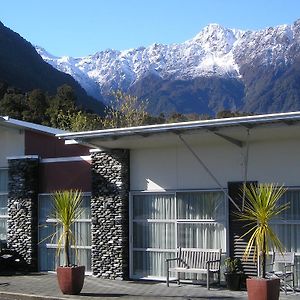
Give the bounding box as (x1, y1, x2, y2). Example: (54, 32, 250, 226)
(0, 112, 300, 287)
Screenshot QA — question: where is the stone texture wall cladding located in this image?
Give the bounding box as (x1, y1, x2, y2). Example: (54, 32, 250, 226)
(7, 157, 39, 271)
(91, 150, 130, 279)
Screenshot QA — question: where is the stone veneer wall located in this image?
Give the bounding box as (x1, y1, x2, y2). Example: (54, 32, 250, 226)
(91, 150, 130, 279)
(7, 156, 39, 271)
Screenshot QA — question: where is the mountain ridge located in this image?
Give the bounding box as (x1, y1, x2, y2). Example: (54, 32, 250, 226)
(0, 21, 105, 114)
(32, 19, 300, 115)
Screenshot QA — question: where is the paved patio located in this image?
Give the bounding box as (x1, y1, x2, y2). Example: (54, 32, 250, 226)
(0, 273, 298, 300)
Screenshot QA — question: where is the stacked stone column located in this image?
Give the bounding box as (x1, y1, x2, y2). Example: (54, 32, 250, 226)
(7, 156, 39, 271)
(91, 150, 129, 279)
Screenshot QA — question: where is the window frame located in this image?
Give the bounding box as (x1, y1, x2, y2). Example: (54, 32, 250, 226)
(129, 189, 229, 280)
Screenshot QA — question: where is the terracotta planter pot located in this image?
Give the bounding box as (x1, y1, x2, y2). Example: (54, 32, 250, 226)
(57, 265, 85, 295)
(246, 277, 280, 300)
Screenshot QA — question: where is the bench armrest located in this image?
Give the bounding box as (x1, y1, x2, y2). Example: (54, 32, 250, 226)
(206, 259, 221, 264)
(166, 258, 179, 263)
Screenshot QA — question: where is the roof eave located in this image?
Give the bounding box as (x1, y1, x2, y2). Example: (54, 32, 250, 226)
(56, 111, 300, 141)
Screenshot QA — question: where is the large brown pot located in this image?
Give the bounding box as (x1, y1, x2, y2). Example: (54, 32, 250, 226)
(246, 277, 280, 300)
(57, 265, 85, 295)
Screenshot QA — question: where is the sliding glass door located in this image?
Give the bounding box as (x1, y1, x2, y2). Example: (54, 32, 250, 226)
(38, 194, 92, 273)
(130, 191, 227, 279)
(271, 189, 300, 287)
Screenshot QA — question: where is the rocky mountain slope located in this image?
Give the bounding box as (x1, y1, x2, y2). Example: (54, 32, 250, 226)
(37, 19, 300, 116)
(0, 21, 105, 114)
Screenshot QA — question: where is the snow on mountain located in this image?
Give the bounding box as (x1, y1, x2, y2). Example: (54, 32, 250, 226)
(36, 20, 300, 103)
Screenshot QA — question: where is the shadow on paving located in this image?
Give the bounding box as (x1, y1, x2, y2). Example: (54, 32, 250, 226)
(79, 293, 236, 299)
(80, 293, 129, 297)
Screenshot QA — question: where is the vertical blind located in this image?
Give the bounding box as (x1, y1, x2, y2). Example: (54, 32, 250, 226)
(131, 191, 226, 279)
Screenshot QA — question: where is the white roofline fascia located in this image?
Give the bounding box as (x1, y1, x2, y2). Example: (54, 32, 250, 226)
(0, 116, 66, 135)
(56, 111, 300, 140)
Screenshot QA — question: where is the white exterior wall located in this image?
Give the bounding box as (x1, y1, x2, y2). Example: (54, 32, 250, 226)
(130, 130, 300, 191)
(0, 126, 25, 167)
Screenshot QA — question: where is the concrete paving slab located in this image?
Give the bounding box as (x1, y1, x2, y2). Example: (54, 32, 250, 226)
(0, 273, 298, 300)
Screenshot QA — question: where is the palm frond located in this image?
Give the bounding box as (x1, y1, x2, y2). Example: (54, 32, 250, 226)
(50, 189, 83, 267)
(234, 183, 289, 277)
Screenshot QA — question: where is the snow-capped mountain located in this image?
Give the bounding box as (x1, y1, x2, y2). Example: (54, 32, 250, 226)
(36, 19, 300, 116)
(36, 23, 244, 101)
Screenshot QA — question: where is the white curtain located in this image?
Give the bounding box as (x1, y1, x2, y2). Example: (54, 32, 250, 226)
(132, 191, 226, 278)
(177, 191, 225, 220)
(271, 190, 300, 287)
(133, 194, 175, 219)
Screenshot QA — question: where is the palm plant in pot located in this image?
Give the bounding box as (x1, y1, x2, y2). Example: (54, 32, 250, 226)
(51, 189, 85, 295)
(235, 183, 289, 300)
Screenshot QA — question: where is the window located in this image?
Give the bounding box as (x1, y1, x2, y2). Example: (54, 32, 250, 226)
(0, 168, 8, 243)
(271, 189, 300, 287)
(38, 194, 91, 273)
(130, 191, 227, 279)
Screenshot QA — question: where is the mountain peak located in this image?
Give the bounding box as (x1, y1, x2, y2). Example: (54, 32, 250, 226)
(36, 19, 300, 111)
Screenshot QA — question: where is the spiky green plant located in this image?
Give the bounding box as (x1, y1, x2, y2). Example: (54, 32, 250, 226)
(235, 183, 289, 278)
(51, 190, 83, 267)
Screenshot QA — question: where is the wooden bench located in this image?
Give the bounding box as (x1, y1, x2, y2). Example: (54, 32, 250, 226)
(266, 251, 295, 294)
(166, 248, 222, 290)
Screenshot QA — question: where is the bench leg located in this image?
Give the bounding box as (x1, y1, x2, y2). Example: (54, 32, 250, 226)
(166, 265, 169, 287)
(177, 272, 180, 285)
(207, 270, 210, 290)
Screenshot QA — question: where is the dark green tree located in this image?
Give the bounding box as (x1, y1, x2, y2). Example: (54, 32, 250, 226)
(46, 85, 77, 128)
(22, 89, 49, 125)
(0, 92, 25, 119)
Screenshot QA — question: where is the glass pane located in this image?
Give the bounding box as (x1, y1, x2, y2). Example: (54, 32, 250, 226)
(177, 192, 225, 220)
(79, 196, 91, 219)
(39, 247, 91, 272)
(0, 219, 7, 241)
(73, 222, 91, 246)
(39, 222, 61, 245)
(39, 247, 56, 271)
(133, 222, 175, 249)
(71, 248, 91, 272)
(39, 194, 91, 220)
(278, 191, 300, 220)
(39, 195, 52, 222)
(0, 194, 8, 216)
(178, 223, 226, 249)
(133, 194, 175, 219)
(0, 169, 8, 192)
(295, 256, 300, 288)
(132, 251, 175, 278)
(271, 224, 300, 252)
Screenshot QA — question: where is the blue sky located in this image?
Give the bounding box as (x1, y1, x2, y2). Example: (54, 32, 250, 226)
(1, 0, 299, 57)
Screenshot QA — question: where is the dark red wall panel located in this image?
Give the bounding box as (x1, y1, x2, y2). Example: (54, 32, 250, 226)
(39, 161, 91, 193)
(25, 130, 91, 158)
